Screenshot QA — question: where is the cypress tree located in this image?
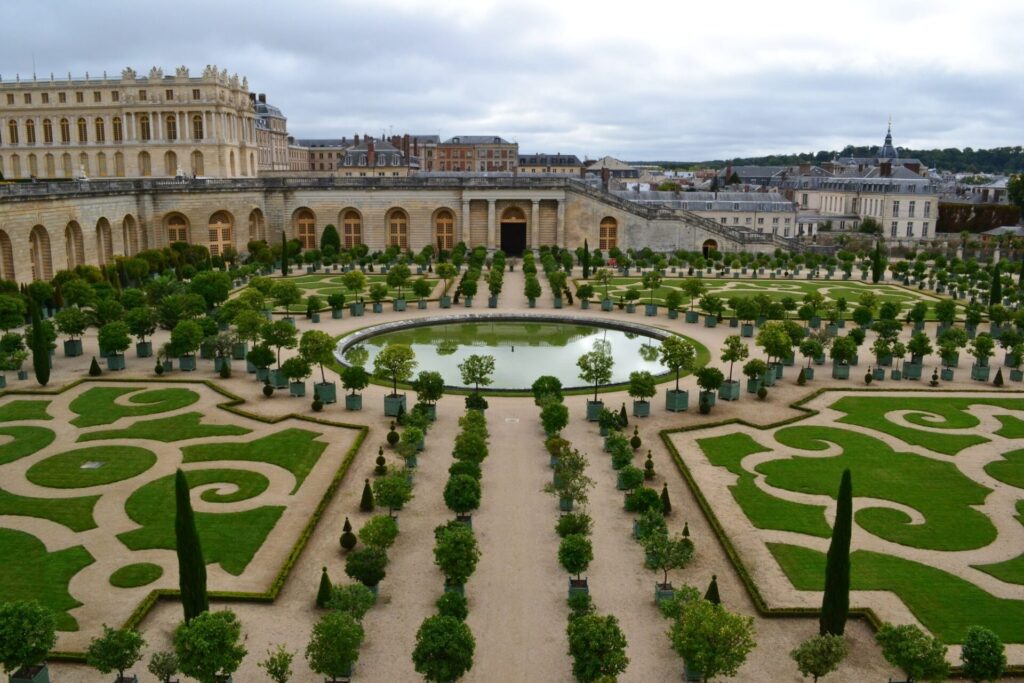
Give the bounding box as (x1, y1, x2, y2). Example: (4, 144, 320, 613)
(619, 403, 628, 428)
(281, 232, 289, 276)
(991, 262, 1002, 306)
(661, 483, 672, 516)
(820, 469, 852, 636)
(316, 566, 332, 608)
(30, 301, 50, 386)
(359, 479, 375, 512)
(582, 239, 591, 279)
(871, 241, 885, 284)
(174, 469, 209, 622)
(704, 575, 720, 605)
(320, 224, 341, 253)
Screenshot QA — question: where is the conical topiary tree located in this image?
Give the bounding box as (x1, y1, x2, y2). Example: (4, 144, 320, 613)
(89, 356, 102, 376)
(174, 469, 208, 622)
(619, 403, 628, 428)
(661, 483, 672, 516)
(316, 567, 331, 608)
(30, 302, 50, 386)
(994, 368, 1004, 387)
(340, 517, 357, 551)
(705, 575, 720, 605)
(374, 447, 387, 476)
(359, 479, 375, 512)
(820, 469, 852, 636)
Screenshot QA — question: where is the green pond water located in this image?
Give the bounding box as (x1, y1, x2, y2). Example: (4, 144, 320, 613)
(348, 321, 666, 390)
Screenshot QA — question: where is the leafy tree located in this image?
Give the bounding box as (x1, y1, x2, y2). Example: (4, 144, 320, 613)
(444, 474, 482, 516)
(565, 613, 629, 683)
(412, 615, 475, 682)
(821, 469, 852, 636)
(642, 271, 662, 304)
(413, 370, 445, 405)
(682, 278, 706, 310)
(558, 533, 593, 580)
(412, 277, 433, 302)
(970, 332, 996, 366)
(436, 591, 469, 621)
(54, 305, 89, 340)
(577, 339, 614, 401)
(757, 321, 794, 365)
(125, 305, 158, 343)
(174, 469, 208, 622)
(875, 623, 950, 683)
(373, 343, 417, 395)
(86, 626, 146, 681)
(434, 520, 481, 586)
(344, 547, 388, 588)
(99, 320, 132, 356)
(173, 610, 247, 683)
(357, 514, 399, 550)
(259, 644, 294, 683)
(341, 365, 369, 397)
(668, 600, 756, 680)
(458, 353, 495, 393)
(189, 270, 232, 309)
(0, 600, 57, 675)
(386, 263, 412, 299)
(298, 329, 335, 384)
(0, 295, 26, 332)
(532, 375, 564, 405)
(372, 471, 414, 515)
(540, 399, 569, 435)
(261, 319, 298, 368)
(341, 270, 367, 299)
(170, 319, 203, 357)
(270, 280, 302, 313)
(320, 224, 342, 253)
(720, 334, 749, 381)
(29, 302, 50, 386)
(695, 366, 725, 393)
(326, 583, 377, 622)
(960, 625, 1006, 682)
(790, 633, 848, 682)
(281, 356, 311, 383)
(305, 611, 364, 682)
(146, 651, 179, 683)
(642, 531, 694, 587)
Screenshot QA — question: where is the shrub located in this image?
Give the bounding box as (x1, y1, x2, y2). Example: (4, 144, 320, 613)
(558, 534, 593, 579)
(757, 386, 768, 400)
(443, 474, 482, 516)
(258, 644, 294, 683)
(435, 592, 469, 621)
(555, 512, 593, 538)
(625, 487, 662, 513)
(305, 612, 364, 682)
(635, 509, 667, 542)
(790, 634, 849, 683)
(316, 567, 332, 608)
(326, 583, 377, 622)
(86, 626, 146, 680)
(359, 479, 374, 512)
(960, 625, 1006, 682)
(875, 623, 950, 683)
(994, 368, 1005, 387)
(566, 592, 595, 620)
(448, 460, 481, 480)
(433, 521, 480, 587)
(173, 610, 247, 683)
(147, 651, 178, 683)
(357, 515, 399, 550)
(344, 547, 388, 588)
(89, 356, 103, 376)
(412, 615, 475, 683)
(566, 614, 629, 683)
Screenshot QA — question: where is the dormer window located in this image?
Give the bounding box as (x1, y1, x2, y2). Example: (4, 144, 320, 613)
(359, 155, 366, 166)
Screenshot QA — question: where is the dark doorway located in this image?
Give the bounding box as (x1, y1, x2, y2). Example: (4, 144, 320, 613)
(701, 239, 718, 258)
(500, 222, 527, 256)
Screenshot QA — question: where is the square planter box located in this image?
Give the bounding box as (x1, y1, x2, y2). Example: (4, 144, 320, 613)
(740, 323, 754, 337)
(464, 297, 474, 307)
(699, 391, 716, 408)
(256, 367, 270, 382)
(440, 296, 452, 308)
(704, 315, 718, 328)
(890, 369, 903, 380)
(832, 364, 850, 380)
(372, 303, 384, 313)
(728, 317, 739, 328)
(586, 400, 604, 422)
(0, 375, 6, 388)
(942, 367, 955, 381)
(746, 378, 761, 394)
(667, 309, 679, 320)
(527, 299, 537, 308)
(179, 355, 197, 372)
(199, 344, 215, 360)
(718, 381, 740, 401)
(601, 299, 614, 311)
(782, 352, 795, 367)
(63, 339, 83, 357)
(625, 303, 635, 313)
(488, 296, 499, 308)
(761, 371, 776, 387)
(246, 359, 257, 374)
(632, 400, 651, 417)
(655, 583, 676, 604)
(645, 304, 658, 316)
(135, 341, 153, 358)
(877, 354, 893, 367)
(311, 312, 321, 323)
(332, 307, 344, 319)
(872, 367, 885, 381)
(1011, 369, 1024, 382)
(971, 364, 991, 381)
(579, 299, 590, 310)
(903, 363, 922, 380)
(270, 368, 288, 389)
(314, 382, 337, 404)
(559, 497, 574, 512)
(350, 302, 365, 316)
(684, 311, 699, 323)
(384, 394, 407, 417)
(418, 300, 428, 309)
(393, 299, 407, 312)
(665, 389, 689, 412)
(214, 357, 231, 373)
(106, 354, 126, 371)
(773, 363, 784, 379)
(232, 341, 249, 360)
(345, 393, 362, 410)
(10, 664, 50, 683)
(803, 366, 815, 380)
(568, 578, 589, 597)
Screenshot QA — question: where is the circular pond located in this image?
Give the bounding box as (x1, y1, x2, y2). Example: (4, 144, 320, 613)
(337, 315, 677, 391)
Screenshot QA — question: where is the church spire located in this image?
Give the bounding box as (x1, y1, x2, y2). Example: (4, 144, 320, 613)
(879, 118, 897, 160)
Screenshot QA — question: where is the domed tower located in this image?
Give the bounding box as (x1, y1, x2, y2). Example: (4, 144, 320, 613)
(879, 119, 898, 160)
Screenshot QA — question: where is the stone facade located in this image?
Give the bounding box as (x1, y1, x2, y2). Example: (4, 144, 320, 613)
(0, 176, 790, 283)
(435, 136, 518, 172)
(0, 65, 259, 180)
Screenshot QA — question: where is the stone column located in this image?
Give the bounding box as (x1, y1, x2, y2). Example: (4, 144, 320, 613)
(531, 199, 540, 249)
(461, 198, 470, 245)
(556, 200, 565, 247)
(487, 199, 496, 250)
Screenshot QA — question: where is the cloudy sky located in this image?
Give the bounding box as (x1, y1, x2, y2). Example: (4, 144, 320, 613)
(2, 0, 1021, 160)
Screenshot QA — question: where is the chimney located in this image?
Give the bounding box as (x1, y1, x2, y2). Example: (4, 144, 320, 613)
(258, 93, 266, 103)
(248, 93, 256, 103)
(354, 134, 360, 146)
(601, 167, 610, 191)
(413, 138, 419, 156)
(880, 161, 892, 178)
(367, 139, 376, 167)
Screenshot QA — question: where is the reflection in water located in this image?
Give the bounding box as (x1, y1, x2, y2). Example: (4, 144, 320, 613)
(347, 321, 669, 389)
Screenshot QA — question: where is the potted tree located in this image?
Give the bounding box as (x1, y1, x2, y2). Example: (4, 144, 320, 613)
(342, 270, 367, 316)
(905, 332, 932, 380)
(54, 305, 88, 357)
(559, 534, 593, 597)
(305, 611, 364, 682)
(458, 354, 495, 411)
(642, 271, 662, 316)
(566, 614, 629, 683)
(487, 268, 503, 308)
(281, 356, 311, 398)
(799, 338, 823, 381)
(1010, 343, 1024, 382)
(169, 320, 202, 372)
(875, 623, 950, 683)
(460, 278, 478, 307)
(665, 290, 683, 320)
(172, 610, 247, 683)
(299, 330, 337, 403)
(124, 306, 157, 359)
(386, 264, 412, 311)
(524, 275, 542, 308)
(247, 344, 275, 383)
(541, 400, 569, 437)
(372, 470, 414, 516)
(232, 309, 263, 367)
(341, 363, 369, 411)
(545, 446, 594, 512)
(756, 321, 793, 381)
(444, 474, 481, 525)
(549, 271, 567, 308)
(889, 341, 907, 380)
(412, 277, 433, 310)
(700, 294, 724, 328)
(659, 335, 696, 412)
(368, 282, 389, 313)
(146, 651, 178, 683)
(327, 292, 346, 319)
(99, 321, 131, 371)
(305, 294, 323, 323)
(735, 298, 758, 337)
(372, 343, 417, 416)
(0, 600, 56, 683)
(412, 616, 475, 683)
(628, 370, 656, 417)
(830, 335, 857, 379)
(596, 269, 614, 310)
(683, 278, 705, 323)
(743, 358, 768, 394)
(695, 367, 724, 413)
(413, 370, 445, 420)
(577, 339, 614, 421)
(871, 339, 890, 381)
(436, 263, 456, 308)
(433, 520, 480, 594)
(970, 332, 995, 381)
(262, 320, 298, 388)
(86, 626, 146, 683)
(719, 335, 748, 401)
(270, 280, 302, 326)
(643, 531, 694, 603)
(576, 283, 594, 310)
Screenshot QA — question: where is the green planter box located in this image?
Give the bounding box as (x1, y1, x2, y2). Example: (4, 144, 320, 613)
(106, 354, 126, 371)
(232, 341, 249, 360)
(256, 367, 270, 382)
(135, 341, 153, 358)
(1011, 369, 1024, 382)
(527, 299, 536, 308)
(464, 296, 474, 308)
(625, 303, 635, 313)
(586, 400, 604, 422)
(10, 664, 50, 683)
(971, 364, 991, 381)
(314, 382, 337, 404)
(270, 368, 288, 388)
(746, 378, 761, 394)
(665, 389, 689, 412)
(803, 366, 814, 380)
(667, 309, 679, 319)
(877, 354, 893, 367)
(890, 369, 902, 380)
(345, 393, 362, 410)
(832, 364, 850, 380)
(941, 367, 955, 381)
(601, 299, 614, 311)
(699, 391, 716, 408)
(782, 351, 795, 367)
(903, 363, 922, 380)
(685, 311, 699, 323)
(350, 302, 365, 316)
(740, 323, 753, 337)
(633, 400, 651, 417)
(214, 357, 231, 373)
(554, 297, 564, 309)
(488, 296, 499, 308)
(559, 497, 574, 512)
(655, 583, 676, 604)
(372, 302, 384, 313)
(63, 339, 83, 357)
(718, 381, 740, 401)
(179, 355, 197, 372)
(580, 299, 590, 309)
(384, 394, 407, 417)
(704, 315, 718, 328)
(568, 578, 589, 597)
(418, 299, 428, 309)
(289, 381, 306, 397)
(440, 296, 452, 308)
(645, 304, 658, 316)
(391, 300, 404, 313)
(761, 370, 776, 387)
(872, 367, 885, 381)
(332, 307, 344, 319)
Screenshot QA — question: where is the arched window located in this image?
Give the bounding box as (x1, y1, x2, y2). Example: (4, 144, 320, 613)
(387, 209, 409, 249)
(114, 152, 125, 177)
(96, 218, 114, 266)
(229, 151, 236, 176)
(60, 118, 70, 144)
(25, 119, 35, 145)
(122, 215, 139, 256)
(29, 225, 53, 281)
(61, 153, 72, 178)
(138, 151, 151, 176)
(248, 209, 265, 242)
(192, 115, 203, 140)
(77, 118, 88, 143)
(435, 210, 454, 250)
(78, 153, 89, 177)
(208, 211, 233, 257)
(164, 150, 177, 176)
(599, 217, 618, 250)
(96, 152, 107, 177)
(342, 210, 362, 248)
(139, 115, 150, 141)
(191, 150, 204, 176)
(10, 154, 21, 179)
(94, 118, 105, 143)
(166, 214, 189, 244)
(44, 154, 55, 178)
(65, 221, 85, 268)
(294, 209, 316, 249)
(28, 154, 38, 177)
(166, 115, 177, 141)
(42, 119, 53, 144)
(7, 120, 17, 145)
(0, 230, 14, 282)
(112, 117, 122, 143)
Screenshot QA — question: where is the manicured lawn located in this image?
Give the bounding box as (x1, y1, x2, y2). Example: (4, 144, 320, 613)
(0, 399, 53, 422)
(0, 528, 93, 631)
(0, 426, 56, 465)
(118, 469, 283, 576)
(832, 396, 1024, 455)
(697, 433, 831, 538)
(761, 426, 995, 551)
(769, 542, 1024, 644)
(974, 501, 1024, 585)
(181, 428, 327, 493)
(26, 445, 156, 488)
(0, 487, 98, 531)
(985, 449, 1024, 489)
(79, 411, 251, 443)
(109, 562, 164, 588)
(70, 387, 200, 427)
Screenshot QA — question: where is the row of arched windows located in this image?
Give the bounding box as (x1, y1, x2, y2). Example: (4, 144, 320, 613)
(292, 207, 458, 251)
(3, 115, 203, 146)
(0, 150, 205, 179)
